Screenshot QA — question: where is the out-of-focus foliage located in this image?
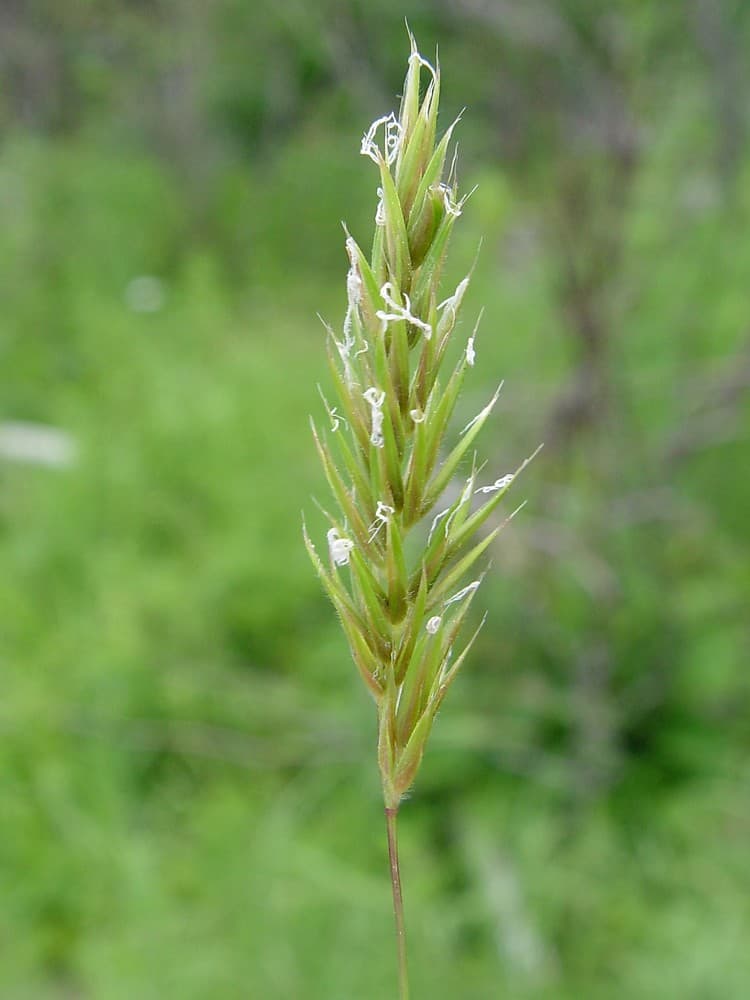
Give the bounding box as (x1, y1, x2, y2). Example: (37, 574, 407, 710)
(1, 2, 749, 997)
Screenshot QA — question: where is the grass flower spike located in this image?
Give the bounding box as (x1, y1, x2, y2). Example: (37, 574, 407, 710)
(305, 32, 539, 998)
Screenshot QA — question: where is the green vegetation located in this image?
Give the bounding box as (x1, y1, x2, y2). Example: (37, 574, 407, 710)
(2, 4, 749, 998)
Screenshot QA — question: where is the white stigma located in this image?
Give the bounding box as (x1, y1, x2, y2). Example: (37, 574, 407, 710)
(438, 183, 478, 219)
(438, 276, 470, 317)
(318, 386, 348, 433)
(376, 282, 432, 340)
(426, 616, 442, 634)
(327, 528, 354, 567)
(346, 263, 362, 311)
(427, 506, 450, 546)
(363, 387, 386, 448)
(475, 474, 514, 495)
(439, 183, 463, 217)
(375, 187, 386, 227)
(408, 48, 438, 86)
(444, 580, 481, 607)
(361, 113, 403, 166)
(368, 500, 395, 542)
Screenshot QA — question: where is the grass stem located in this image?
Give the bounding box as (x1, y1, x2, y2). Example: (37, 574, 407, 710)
(385, 805, 410, 1000)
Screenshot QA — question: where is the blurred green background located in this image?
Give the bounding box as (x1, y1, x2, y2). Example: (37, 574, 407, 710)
(2, 2, 749, 997)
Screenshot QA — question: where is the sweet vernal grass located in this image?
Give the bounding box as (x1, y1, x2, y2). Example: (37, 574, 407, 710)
(304, 33, 540, 999)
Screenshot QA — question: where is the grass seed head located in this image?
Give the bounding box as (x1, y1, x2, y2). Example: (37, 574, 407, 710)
(306, 34, 537, 808)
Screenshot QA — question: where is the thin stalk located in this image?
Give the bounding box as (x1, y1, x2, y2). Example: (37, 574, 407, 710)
(385, 805, 410, 1000)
